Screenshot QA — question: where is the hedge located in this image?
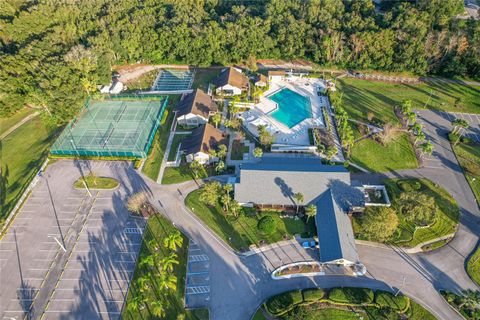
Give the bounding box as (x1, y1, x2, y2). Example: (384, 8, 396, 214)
(265, 290, 303, 316)
(302, 288, 325, 303)
(375, 290, 410, 311)
(328, 287, 374, 305)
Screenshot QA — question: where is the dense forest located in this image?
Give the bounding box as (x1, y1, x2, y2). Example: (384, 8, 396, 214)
(1, 0, 479, 123)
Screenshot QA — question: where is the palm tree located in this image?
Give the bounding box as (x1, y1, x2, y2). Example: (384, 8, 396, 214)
(136, 276, 150, 293)
(229, 199, 242, 218)
(128, 294, 145, 312)
(451, 118, 470, 145)
(451, 118, 470, 135)
(215, 160, 225, 173)
(220, 193, 231, 213)
(127, 192, 148, 215)
(150, 300, 166, 318)
(406, 112, 416, 127)
(420, 141, 434, 156)
(139, 255, 155, 270)
(293, 192, 304, 214)
(253, 147, 263, 158)
(410, 122, 422, 134)
(223, 183, 233, 195)
(212, 113, 222, 128)
(401, 100, 412, 115)
(305, 204, 317, 221)
(148, 239, 159, 252)
(161, 252, 179, 272)
(414, 131, 426, 145)
(163, 231, 183, 251)
(158, 273, 177, 291)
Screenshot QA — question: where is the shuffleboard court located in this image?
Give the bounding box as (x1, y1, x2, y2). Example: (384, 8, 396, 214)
(151, 69, 195, 91)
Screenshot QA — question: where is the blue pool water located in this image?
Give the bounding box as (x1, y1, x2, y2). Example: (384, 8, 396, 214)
(268, 88, 312, 128)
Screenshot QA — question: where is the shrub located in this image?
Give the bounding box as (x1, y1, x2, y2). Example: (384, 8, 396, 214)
(360, 206, 399, 242)
(302, 288, 325, 303)
(448, 132, 460, 143)
(265, 290, 303, 316)
(328, 287, 374, 305)
(397, 180, 421, 192)
(375, 290, 410, 311)
(257, 215, 276, 234)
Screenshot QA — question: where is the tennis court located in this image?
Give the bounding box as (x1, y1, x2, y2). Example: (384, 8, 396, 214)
(151, 69, 195, 91)
(50, 96, 168, 158)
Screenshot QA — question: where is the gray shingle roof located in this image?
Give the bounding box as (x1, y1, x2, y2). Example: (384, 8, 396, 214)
(234, 157, 350, 206)
(176, 89, 218, 118)
(314, 190, 359, 263)
(234, 156, 360, 264)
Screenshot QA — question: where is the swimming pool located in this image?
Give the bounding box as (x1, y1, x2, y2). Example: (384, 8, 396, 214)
(268, 88, 312, 128)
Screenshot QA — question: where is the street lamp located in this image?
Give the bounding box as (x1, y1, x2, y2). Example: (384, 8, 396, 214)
(48, 235, 66, 252)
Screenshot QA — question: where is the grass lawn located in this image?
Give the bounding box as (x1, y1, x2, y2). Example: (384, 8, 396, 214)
(73, 174, 119, 190)
(142, 95, 180, 181)
(167, 133, 190, 162)
(467, 245, 480, 286)
(407, 300, 437, 320)
(383, 179, 458, 247)
(337, 78, 480, 124)
(1, 117, 57, 223)
(295, 307, 362, 320)
(0, 107, 37, 136)
(122, 214, 208, 320)
(350, 134, 418, 172)
(231, 139, 249, 160)
(185, 189, 316, 251)
(192, 68, 221, 91)
(452, 142, 480, 206)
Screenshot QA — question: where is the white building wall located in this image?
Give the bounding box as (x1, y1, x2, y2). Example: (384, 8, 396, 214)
(216, 84, 242, 95)
(176, 113, 208, 126)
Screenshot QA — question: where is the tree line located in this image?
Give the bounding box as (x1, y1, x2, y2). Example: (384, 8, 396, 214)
(1, 0, 479, 123)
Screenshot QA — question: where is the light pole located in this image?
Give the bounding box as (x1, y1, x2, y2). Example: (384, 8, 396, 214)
(395, 276, 406, 297)
(48, 235, 66, 252)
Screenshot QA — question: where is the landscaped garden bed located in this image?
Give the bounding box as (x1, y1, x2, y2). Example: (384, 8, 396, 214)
(122, 214, 208, 320)
(259, 287, 435, 320)
(73, 174, 119, 190)
(353, 178, 459, 248)
(273, 262, 322, 277)
(467, 245, 480, 286)
(441, 290, 480, 320)
(185, 188, 316, 251)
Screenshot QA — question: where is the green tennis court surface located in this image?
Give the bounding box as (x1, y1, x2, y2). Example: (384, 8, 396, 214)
(50, 97, 168, 158)
(151, 69, 195, 91)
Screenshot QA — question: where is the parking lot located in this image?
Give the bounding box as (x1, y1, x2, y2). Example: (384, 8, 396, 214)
(416, 110, 480, 170)
(0, 160, 147, 319)
(440, 111, 480, 142)
(185, 240, 211, 309)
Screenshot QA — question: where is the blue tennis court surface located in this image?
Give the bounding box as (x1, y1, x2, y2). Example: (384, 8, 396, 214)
(151, 69, 195, 91)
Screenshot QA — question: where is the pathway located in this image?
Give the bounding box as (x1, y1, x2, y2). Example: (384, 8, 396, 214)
(0, 111, 39, 140)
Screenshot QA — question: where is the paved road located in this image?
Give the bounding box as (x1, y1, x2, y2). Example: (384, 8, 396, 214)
(2, 109, 478, 320)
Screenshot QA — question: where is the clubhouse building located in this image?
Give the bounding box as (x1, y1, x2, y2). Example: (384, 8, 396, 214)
(234, 157, 364, 266)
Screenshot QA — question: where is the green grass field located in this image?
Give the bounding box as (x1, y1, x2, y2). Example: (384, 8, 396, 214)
(337, 78, 480, 124)
(0, 107, 37, 137)
(1, 117, 57, 223)
(452, 142, 480, 206)
(73, 175, 119, 190)
(142, 95, 180, 181)
(231, 140, 249, 160)
(185, 189, 316, 251)
(167, 133, 190, 162)
(467, 245, 480, 286)
(350, 133, 418, 172)
(386, 179, 459, 247)
(192, 68, 221, 91)
(122, 214, 208, 320)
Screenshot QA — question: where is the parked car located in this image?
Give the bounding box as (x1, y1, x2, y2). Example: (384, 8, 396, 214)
(302, 240, 316, 249)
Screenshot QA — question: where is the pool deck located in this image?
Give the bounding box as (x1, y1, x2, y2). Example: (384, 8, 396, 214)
(242, 77, 327, 146)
